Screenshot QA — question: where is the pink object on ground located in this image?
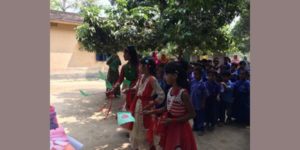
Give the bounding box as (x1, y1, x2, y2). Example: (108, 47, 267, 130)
(50, 127, 72, 150)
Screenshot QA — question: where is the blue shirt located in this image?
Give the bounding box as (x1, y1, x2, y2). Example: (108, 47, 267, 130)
(234, 80, 250, 98)
(220, 80, 235, 103)
(221, 63, 231, 74)
(190, 79, 207, 110)
(205, 81, 221, 100)
(202, 69, 208, 82)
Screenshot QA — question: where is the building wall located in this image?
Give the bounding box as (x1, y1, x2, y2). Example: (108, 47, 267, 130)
(50, 22, 98, 70)
(50, 22, 127, 72)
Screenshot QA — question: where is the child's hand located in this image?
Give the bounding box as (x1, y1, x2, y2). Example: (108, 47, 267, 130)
(105, 91, 114, 98)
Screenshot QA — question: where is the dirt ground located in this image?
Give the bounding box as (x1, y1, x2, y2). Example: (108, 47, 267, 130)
(50, 79, 250, 150)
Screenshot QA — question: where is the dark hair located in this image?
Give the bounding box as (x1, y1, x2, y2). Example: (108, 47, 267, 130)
(164, 61, 189, 89)
(224, 56, 231, 63)
(125, 45, 138, 67)
(178, 59, 189, 72)
(239, 60, 246, 66)
(140, 57, 156, 76)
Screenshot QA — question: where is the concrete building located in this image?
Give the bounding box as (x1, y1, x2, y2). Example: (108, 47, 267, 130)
(50, 10, 125, 73)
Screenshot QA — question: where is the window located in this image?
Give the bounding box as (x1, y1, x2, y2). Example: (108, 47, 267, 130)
(96, 53, 109, 61)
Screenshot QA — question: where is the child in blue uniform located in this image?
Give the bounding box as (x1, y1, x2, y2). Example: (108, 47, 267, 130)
(219, 72, 235, 124)
(233, 70, 250, 125)
(205, 71, 221, 131)
(190, 67, 208, 136)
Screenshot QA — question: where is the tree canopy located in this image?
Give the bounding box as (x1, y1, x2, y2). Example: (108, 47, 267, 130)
(231, 0, 250, 53)
(75, 0, 249, 57)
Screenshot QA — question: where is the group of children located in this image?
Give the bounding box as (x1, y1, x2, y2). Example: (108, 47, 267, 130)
(107, 46, 250, 150)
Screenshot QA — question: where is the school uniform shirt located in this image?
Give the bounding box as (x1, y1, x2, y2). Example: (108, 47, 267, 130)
(234, 80, 250, 97)
(220, 80, 235, 103)
(221, 63, 231, 74)
(233, 80, 250, 122)
(202, 69, 208, 82)
(230, 70, 239, 82)
(190, 79, 208, 110)
(205, 81, 221, 99)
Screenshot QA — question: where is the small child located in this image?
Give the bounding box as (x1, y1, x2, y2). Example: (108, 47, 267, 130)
(205, 71, 221, 131)
(190, 66, 208, 136)
(230, 63, 239, 82)
(232, 70, 250, 126)
(146, 62, 197, 150)
(221, 56, 232, 74)
(219, 72, 235, 124)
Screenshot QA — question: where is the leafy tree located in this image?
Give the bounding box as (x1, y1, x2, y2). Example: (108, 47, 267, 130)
(76, 6, 121, 54)
(231, 0, 250, 53)
(76, 0, 247, 58)
(50, 0, 79, 12)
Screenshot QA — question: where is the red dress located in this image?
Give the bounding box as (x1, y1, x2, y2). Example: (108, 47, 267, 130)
(130, 75, 165, 149)
(115, 64, 139, 110)
(115, 64, 139, 131)
(159, 88, 198, 150)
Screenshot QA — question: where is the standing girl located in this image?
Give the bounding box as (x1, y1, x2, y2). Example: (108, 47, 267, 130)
(109, 46, 139, 132)
(128, 57, 165, 150)
(110, 46, 139, 111)
(147, 62, 197, 150)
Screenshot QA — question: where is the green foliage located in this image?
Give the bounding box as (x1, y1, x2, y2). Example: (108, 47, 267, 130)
(76, 6, 121, 53)
(231, 0, 250, 53)
(50, 0, 62, 11)
(75, 0, 248, 57)
(50, 0, 79, 12)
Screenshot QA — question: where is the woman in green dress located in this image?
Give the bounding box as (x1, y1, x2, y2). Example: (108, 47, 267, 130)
(109, 46, 139, 131)
(110, 46, 139, 110)
(106, 53, 121, 97)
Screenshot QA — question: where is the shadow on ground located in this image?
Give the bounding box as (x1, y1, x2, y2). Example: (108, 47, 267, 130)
(51, 80, 250, 150)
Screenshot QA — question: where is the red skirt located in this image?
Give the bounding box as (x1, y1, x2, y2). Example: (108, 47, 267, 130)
(120, 91, 137, 131)
(159, 114, 197, 150)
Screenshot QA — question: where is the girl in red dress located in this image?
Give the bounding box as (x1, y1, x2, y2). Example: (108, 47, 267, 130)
(127, 57, 165, 150)
(109, 46, 139, 131)
(147, 62, 197, 150)
(111, 46, 139, 110)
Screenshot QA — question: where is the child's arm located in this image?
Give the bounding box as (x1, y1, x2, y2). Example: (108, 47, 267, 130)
(111, 66, 125, 91)
(144, 105, 167, 115)
(163, 91, 196, 124)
